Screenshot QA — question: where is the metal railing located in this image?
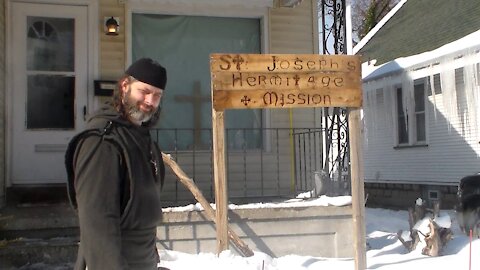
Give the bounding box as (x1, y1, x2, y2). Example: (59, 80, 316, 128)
(291, 129, 324, 191)
(292, 127, 351, 197)
(151, 127, 349, 206)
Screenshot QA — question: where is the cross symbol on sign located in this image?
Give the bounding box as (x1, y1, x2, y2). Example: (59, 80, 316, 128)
(241, 95, 251, 106)
(232, 55, 244, 71)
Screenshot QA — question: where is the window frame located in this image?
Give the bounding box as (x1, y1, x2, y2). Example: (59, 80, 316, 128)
(131, 12, 266, 151)
(393, 77, 428, 147)
(413, 79, 427, 143)
(395, 85, 408, 145)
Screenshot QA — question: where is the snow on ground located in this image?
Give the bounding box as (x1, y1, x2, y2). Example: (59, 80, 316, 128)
(19, 196, 479, 270)
(158, 203, 479, 270)
(161, 194, 353, 213)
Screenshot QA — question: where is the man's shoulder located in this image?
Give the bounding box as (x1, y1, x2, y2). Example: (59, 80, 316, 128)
(86, 116, 115, 131)
(69, 119, 119, 151)
(85, 104, 125, 130)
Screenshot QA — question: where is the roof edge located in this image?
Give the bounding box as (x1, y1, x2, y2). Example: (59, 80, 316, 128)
(362, 29, 480, 82)
(353, 0, 407, 55)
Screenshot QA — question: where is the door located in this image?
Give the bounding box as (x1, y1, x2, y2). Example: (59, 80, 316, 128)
(10, 2, 88, 184)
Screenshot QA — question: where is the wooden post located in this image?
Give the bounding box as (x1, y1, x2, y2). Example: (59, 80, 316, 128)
(211, 108, 229, 253)
(348, 108, 366, 270)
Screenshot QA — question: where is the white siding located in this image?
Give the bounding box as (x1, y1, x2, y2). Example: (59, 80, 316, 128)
(363, 52, 480, 186)
(269, 0, 319, 129)
(270, 0, 316, 54)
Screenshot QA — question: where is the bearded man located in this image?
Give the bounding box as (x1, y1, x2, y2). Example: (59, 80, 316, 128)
(65, 58, 168, 270)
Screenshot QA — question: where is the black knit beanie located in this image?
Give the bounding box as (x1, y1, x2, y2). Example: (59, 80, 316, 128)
(125, 58, 167, 90)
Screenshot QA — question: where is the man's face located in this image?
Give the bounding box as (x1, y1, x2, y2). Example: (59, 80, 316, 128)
(121, 79, 163, 125)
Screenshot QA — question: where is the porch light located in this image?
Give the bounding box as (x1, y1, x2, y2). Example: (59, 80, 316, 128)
(105, 16, 119, 36)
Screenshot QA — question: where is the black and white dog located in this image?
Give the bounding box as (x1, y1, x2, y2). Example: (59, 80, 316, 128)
(457, 173, 480, 237)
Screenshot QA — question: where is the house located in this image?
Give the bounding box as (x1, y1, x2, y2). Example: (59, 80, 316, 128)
(354, 0, 480, 208)
(0, 0, 335, 208)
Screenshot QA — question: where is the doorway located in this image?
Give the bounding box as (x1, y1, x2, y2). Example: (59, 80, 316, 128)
(9, 2, 89, 184)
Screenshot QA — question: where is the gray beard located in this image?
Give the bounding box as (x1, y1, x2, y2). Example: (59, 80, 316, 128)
(122, 89, 156, 124)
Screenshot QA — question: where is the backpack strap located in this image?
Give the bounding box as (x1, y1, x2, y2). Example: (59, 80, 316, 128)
(65, 121, 116, 209)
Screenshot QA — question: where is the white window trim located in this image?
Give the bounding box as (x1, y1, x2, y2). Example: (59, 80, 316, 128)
(412, 78, 427, 144)
(393, 83, 406, 146)
(392, 77, 428, 147)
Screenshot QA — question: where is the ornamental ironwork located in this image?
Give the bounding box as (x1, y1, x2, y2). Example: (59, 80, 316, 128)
(319, 0, 351, 194)
(319, 0, 347, 55)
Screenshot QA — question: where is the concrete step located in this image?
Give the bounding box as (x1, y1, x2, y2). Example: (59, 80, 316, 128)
(0, 237, 78, 269)
(0, 203, 79, 268)
(0, 204, 78, 239)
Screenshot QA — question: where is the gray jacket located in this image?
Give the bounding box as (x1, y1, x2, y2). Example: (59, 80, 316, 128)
(65, 106, 165, 270)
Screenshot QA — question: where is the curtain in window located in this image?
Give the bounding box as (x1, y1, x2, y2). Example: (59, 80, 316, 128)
(399, 73, 413, 142)
(464, 62, 480, 140)
(440, 67, 456, 132)
(132, 14, 261, 150)
(383, 80, 394, 132)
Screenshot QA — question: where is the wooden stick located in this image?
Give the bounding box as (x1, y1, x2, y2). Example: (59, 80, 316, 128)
(161, 152, 255, 257)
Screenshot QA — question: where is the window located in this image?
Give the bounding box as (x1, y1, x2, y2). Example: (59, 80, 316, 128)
(428, 190, 439, 200)
(132, 14, 262, 150)
(414, 82, 426, 142)
(26, 17, 75, 129)
(396, 87, 408, 144)
(427, 73, 442, 96)
(455, 67, 466, 113)
(395, 78, 427, 146)
(476, 63, 480, 86)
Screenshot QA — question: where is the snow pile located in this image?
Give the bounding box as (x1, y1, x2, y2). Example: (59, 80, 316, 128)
(157, 208, 479, 270)
(162, 194, 352, 213)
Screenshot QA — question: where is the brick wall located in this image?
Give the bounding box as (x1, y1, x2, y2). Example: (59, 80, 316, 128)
(365, 183, 458, 209)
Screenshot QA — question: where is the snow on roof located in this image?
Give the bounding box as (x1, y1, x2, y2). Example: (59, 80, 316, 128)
(362, 28, 480, 81)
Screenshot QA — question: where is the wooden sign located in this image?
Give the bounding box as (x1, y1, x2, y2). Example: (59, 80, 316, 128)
(210, 54, 362, 110)
(210, 54, 366, 270)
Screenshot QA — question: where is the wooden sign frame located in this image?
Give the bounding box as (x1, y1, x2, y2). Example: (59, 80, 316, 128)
(210, 53, 366, 270)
